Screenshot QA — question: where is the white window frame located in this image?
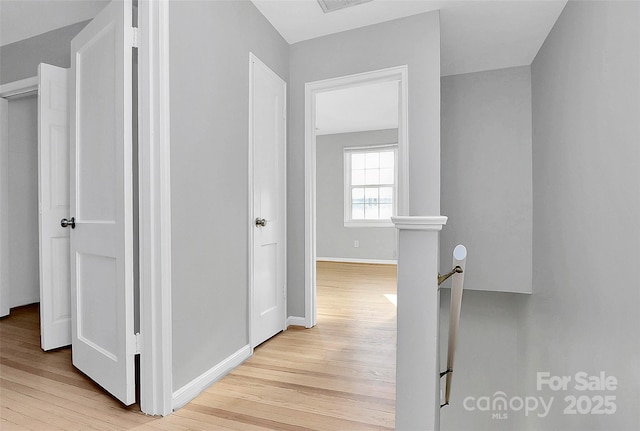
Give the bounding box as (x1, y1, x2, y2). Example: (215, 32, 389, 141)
(343, 144, 398, 228)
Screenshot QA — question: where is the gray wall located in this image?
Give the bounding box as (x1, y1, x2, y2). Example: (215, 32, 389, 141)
(524, 1, 640, 429)
(169, 0, 289, 390)
(440, 2, 640, 430)
(7, 95, 39, 307)
(0, 21, 89, 84)
(441, 66, 532, 293)
(288, 11, 441, 317)
(316, 129, 397, 261)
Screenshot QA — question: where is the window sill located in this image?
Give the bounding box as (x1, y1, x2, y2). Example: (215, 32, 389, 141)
(344, 221, 395, 228)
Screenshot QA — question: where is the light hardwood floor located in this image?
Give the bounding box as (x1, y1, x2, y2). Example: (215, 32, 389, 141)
(0, 262, 397, 430)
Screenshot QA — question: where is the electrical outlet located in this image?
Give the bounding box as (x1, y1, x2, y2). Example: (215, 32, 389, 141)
(354, 240, 359, 248)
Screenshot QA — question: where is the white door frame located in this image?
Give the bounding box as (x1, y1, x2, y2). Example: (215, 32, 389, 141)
(248, 52, 287, 350)
(304, 66, 409, 328)
(137, 0, 173, 416)
(0, 97, 6, 318)
(0, 77, 38, 98)
(0, 93, 12, 317)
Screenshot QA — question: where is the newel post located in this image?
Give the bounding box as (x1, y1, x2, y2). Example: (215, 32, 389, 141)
(392, 216, 448, 431)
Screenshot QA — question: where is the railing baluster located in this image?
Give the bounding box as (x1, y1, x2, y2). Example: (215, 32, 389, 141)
(440, 244, 467, 408)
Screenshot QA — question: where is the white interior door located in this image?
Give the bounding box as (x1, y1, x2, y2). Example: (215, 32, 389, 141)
(38, 63, 71, 351)
(250, 54, 286, 348)
(70, 0, 136, 405)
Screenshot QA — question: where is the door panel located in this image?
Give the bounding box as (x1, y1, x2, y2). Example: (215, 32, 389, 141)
(251, 54, 286, 348)
(38, 63, 72, 350)
(76, 24, 117, 222)
(70, 0, 135, 405)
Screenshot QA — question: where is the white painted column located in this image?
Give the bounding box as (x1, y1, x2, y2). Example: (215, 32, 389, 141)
(392, 216, 447, 431)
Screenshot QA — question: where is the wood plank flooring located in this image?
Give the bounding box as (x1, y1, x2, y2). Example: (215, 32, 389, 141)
(0, 262, 397, 430)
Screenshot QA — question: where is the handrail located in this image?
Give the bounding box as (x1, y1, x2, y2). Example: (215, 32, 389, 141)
(439, 244, 467, 408)
(438, 265, 463, 286)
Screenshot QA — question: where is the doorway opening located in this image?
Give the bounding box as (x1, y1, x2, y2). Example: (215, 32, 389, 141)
(304, 66, 409, 327)
(0, 80, 41, 321)
(0, 58, 143, 407)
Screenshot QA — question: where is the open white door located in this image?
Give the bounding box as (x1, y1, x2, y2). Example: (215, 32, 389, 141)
(70, 0, 136, 405)
(250, 54, 287, 348)
(38, 63, 72, 351)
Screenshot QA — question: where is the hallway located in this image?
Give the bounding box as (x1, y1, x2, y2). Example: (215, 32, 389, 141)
(177, 261, 397, 430)
(0, 262, 397, 430)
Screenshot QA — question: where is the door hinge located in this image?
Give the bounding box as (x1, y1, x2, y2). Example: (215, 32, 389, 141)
(135, 332, 142, 354)
(132, 28, 139, 48)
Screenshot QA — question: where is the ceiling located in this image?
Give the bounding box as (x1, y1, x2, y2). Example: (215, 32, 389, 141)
(255, 0, 566, 134)
(1, 1, 566, 76)
(251, 0, 567, 76)
(440, 1, 566, 75)
(1, 1, 566, 134)
(0, 0, 108, 47)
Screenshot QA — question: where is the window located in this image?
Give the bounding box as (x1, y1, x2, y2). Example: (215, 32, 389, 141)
(344, 145, 397, 227)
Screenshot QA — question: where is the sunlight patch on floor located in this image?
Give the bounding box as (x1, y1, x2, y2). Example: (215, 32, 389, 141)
(384, 293, 397, 307)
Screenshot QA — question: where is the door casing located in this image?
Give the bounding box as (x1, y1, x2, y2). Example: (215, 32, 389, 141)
(0, 96, 8, 318)
(136, 0, 173, 416)
(303, 66, 410, 328)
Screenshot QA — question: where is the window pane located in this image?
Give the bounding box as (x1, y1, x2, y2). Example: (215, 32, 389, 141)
(365, 203, 378, 219)
(365, 188, 379, 219)
(352, 153, 365, 169)
(364, 168, 380, 185)
(365, 187, 378, 203)
(365, 152, 379, 169)
(380, 187, 393, 204)
(380, 168, 394, 184)
(352, 169, 365, 185)
(379, 151, 394, 168)
(352, 204, 365, 219)
(352, 188, 365, 204)
(380, 204, 393, 219)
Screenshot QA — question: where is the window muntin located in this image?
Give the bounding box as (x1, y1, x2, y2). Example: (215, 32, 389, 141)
(344, 145, 397, 227)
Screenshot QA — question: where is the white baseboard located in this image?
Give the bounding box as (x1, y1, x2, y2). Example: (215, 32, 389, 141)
(172, 344, 251, 410)
(0, 296, 39, 317)
(9, 296, 40, 310)
(316, 257, 397, 265)
(286, 316, 306, 328)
